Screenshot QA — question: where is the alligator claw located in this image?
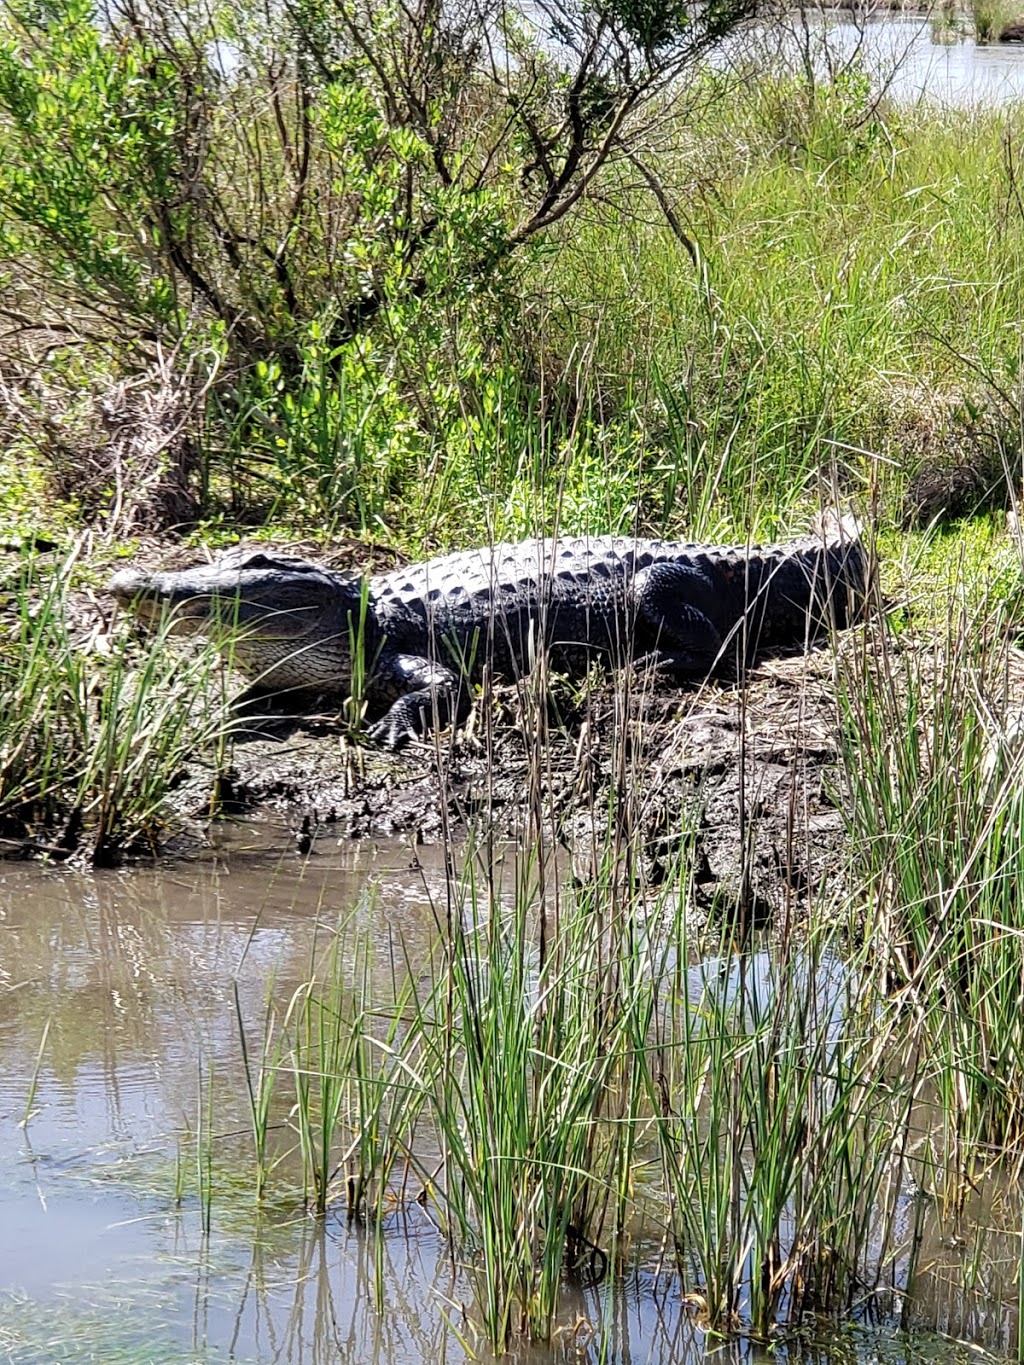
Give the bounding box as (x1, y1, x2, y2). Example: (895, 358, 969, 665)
(366, 712, 424, 750)
(365, 684, 451, 749)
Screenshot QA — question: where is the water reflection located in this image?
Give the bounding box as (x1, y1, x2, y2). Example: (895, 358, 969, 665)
(0, 1203, 1003, 1364)
(0, 826, 1016, 1363)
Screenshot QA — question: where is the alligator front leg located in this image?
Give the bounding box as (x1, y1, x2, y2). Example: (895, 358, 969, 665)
(632, 562, 724, 676)
(365, 652, 465, 748)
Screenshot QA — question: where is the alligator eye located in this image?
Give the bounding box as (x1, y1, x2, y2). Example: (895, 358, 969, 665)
(242, 553, 274, 569)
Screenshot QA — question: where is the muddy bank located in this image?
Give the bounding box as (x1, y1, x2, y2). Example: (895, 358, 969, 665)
(162, 644, 857, 925)
(53, 533, 861, 917)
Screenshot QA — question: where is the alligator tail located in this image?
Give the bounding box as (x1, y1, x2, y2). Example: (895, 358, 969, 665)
(808, 508, 868, 633)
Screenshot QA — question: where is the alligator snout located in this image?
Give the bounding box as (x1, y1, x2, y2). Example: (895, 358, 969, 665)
(107, 566, 199, 629)
(108, 567, 152, 607)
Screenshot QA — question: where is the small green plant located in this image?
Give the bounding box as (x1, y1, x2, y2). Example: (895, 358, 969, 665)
(287, 914, 417, 1218)
(0, 546, 230, 861)
(235, 980, 290, 1202)
(343, 577, 377, 740)
(651, 921, 918, 1334)
(837, 574, 1024, 1169)
(20, 1018, 51, 1130)
(197, 1055, 215, 1236)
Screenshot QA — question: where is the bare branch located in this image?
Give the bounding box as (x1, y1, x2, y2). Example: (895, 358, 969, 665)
(621, 149, 700, 269)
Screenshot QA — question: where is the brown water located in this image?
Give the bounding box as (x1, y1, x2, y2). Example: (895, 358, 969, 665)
(0, 824, 1016, 1364)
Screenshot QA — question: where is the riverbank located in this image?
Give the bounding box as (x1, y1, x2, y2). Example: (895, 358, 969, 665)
(8, 76, 1024, 820)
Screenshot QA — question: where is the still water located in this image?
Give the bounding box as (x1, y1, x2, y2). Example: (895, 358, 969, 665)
(0, 822, 1017, 1364)
(740, 12, 1024, 104)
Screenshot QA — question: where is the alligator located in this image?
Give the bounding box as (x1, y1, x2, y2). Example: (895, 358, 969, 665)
(109, 515, 866, 748)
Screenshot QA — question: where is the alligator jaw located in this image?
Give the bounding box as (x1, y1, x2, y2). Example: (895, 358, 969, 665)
(108, 566, 214, 633)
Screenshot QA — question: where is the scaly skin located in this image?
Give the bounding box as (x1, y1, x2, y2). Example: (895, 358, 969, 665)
(109, 518, 866, 748)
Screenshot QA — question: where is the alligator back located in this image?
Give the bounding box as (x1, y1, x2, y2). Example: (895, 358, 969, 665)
(367, 521, 865, 676)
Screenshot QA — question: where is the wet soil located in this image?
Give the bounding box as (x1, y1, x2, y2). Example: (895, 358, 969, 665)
(165, 644, 858, 926)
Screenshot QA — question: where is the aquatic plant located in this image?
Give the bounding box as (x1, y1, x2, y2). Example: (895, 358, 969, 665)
(207, 645, 941, 1347)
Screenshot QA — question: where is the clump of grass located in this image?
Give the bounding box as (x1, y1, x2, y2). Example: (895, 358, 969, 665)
(837, 554, 1024, 1170)
(651, 921, 921, 1336)
(971, 0, 1017, 42)
(409, 840, 642, 1344)
(233, 903, 427, 1226)
(290, 922, 389, 1217)
(543, 87, 1024, 533)
(214, 668, 944, 1351)
(0, 545, 230, 862)
(234, 979, 287, 1203)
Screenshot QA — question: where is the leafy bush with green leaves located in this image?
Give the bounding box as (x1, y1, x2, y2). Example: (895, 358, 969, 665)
(0, 0, 754, 364)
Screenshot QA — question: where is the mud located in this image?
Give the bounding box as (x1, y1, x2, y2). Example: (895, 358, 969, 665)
(163, 643, 857, 925)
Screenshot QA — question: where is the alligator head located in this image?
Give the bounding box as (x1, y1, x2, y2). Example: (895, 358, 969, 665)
(109, 547, 362, 693)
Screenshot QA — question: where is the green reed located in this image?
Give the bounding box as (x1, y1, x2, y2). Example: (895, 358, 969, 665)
(409, 838, 643, 1344)
(224, 660, 937, 1349)
(342, 577, 377, 741)
(286, 911, 423, 1219)
(650, 910, 920, 1336)
(197, 1055, 215, 1236)
(235, 979, 290, 1202)
(837, 559, 1024, 1176)
(20, 1018, 51, 1131)
(0, 546, 230, 861)
(242, 783, 933, 1350)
